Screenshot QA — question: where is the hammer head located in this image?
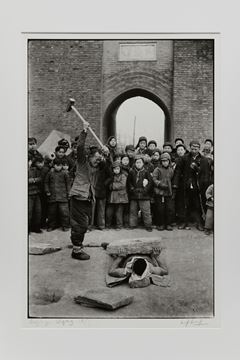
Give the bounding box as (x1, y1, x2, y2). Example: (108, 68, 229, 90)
(66, 98, 75, 112)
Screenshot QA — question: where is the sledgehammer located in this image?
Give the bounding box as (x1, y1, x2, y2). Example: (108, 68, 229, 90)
(66, 98, 104, 148)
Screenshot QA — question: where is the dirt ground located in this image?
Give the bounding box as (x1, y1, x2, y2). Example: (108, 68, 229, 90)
(29, 227, 214, 318)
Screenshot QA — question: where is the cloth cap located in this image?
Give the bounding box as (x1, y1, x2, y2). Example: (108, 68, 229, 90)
(112, 160, 121, 168)
(163, 142, 173, 149)
(148, 140, 157, 147)
(189, 140, 200, 147)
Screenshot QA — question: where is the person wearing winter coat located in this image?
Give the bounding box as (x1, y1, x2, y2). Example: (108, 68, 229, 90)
(127, 155, 153, 231)
(173, 144, 187, 227)
(125, 144, 135, 167)
(106, 160, 128, 229)
(69, 122, 109, 260)
(152, 152, 175, 231)
(28, 153, 42, 234)
(151, 148, 161, 169)
(93, 159, 112, 230)
(106, 136, 119, 163)
(204, 184, 214, 235)
(44, 158, 71, 232)
(147, 140, 158, 155)
(173, 140, 211, 231)
(135, 136, 148, 155)
(33, 154, 50, 229)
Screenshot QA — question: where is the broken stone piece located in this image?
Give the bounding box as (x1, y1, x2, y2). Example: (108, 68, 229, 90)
(106, 237, 163, 256)
(29, 243, 62, 255)
(74, 288, 134, 310)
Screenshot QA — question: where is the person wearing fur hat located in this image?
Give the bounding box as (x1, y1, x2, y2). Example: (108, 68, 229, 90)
(173, 140, 211, 230)
(152, 152, 175, 231)
(147, 140, 157, 155)
(162, 141, 176, 162)
(127, 154, 153, 231)
(106, 160, 128, 230)
(135, 136, 148, 155)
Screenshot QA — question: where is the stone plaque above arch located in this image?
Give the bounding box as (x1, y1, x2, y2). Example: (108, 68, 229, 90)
(119, 43, 157, 61)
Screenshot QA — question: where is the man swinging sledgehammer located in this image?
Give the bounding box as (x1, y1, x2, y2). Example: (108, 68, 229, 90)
(67, 99, 109, 260)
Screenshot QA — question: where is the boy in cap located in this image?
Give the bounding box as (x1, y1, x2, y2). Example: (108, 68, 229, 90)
(127, 154, 153, 231)
(125, 145, 135, 167)
(135, 136, 148, 155)
(173, 140, 211, 230)
(44, 158, 71, 232)
(152, 152, 175, 231)
(106, 160, 128, 230)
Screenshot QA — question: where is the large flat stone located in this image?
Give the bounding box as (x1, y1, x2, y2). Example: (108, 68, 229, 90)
(106, 237, 163, 256)
(29, 243, 62, 255)
(74, 288, 134, 310)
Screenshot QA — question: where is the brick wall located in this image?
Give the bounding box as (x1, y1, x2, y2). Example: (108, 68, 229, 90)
(28, 40, 103, 146)
(172, 40, 214, 146)
(28, 39, 214, 148)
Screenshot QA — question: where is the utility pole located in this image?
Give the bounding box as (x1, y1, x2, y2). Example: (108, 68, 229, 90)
(133, 115, 136, 146)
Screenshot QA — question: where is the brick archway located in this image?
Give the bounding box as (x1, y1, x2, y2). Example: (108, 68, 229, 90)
(102, 88, 171, 144)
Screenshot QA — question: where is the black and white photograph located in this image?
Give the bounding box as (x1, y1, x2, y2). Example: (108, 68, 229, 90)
(28, 36, 214, 319)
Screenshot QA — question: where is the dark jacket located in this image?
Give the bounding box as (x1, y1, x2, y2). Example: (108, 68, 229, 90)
(44, 169, 71, 203)
(37, 166, 50, 193)
(28, 167, 41, 196)
(151, 159, 161, 170)
(127, 167, 153, 200)
(95, 160, 113, 199)
(108, 172, 128, 204)
(67, 151, 77, 171)
(69, 130, 103, 200)
(152, 166, 174, 197)
(144, 162, 154, 174)
(173, 152, 211, 192)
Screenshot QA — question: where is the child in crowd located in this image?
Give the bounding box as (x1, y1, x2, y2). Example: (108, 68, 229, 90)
(125, 145, 135, 167)
(44, 158, 71, 231)
(121, 154, 131, 175)
(106, 160, 128, 230)
(204, 183, 214, 235)
(143, 150, 154, 174)
(62, 158, 70, 173)
(147, 140, 157, 155)
(34, 155, 49, 229)
(127, 155, 153, 231)
(28, 154, 42, 233)
(67, 140, 78, 172)
(135, 136, 148, 155)
(162, 142, 175, 162)
(58, 138, 70, 153)
(28, 137, 41, 160)
(152, 152, 175, 231)
(55, 145, 68, 162)
(106, 136, 118, 163)
(174, 144, 187, 227)
(151, 148, 161, 169)
(94, 158, 112, 230)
